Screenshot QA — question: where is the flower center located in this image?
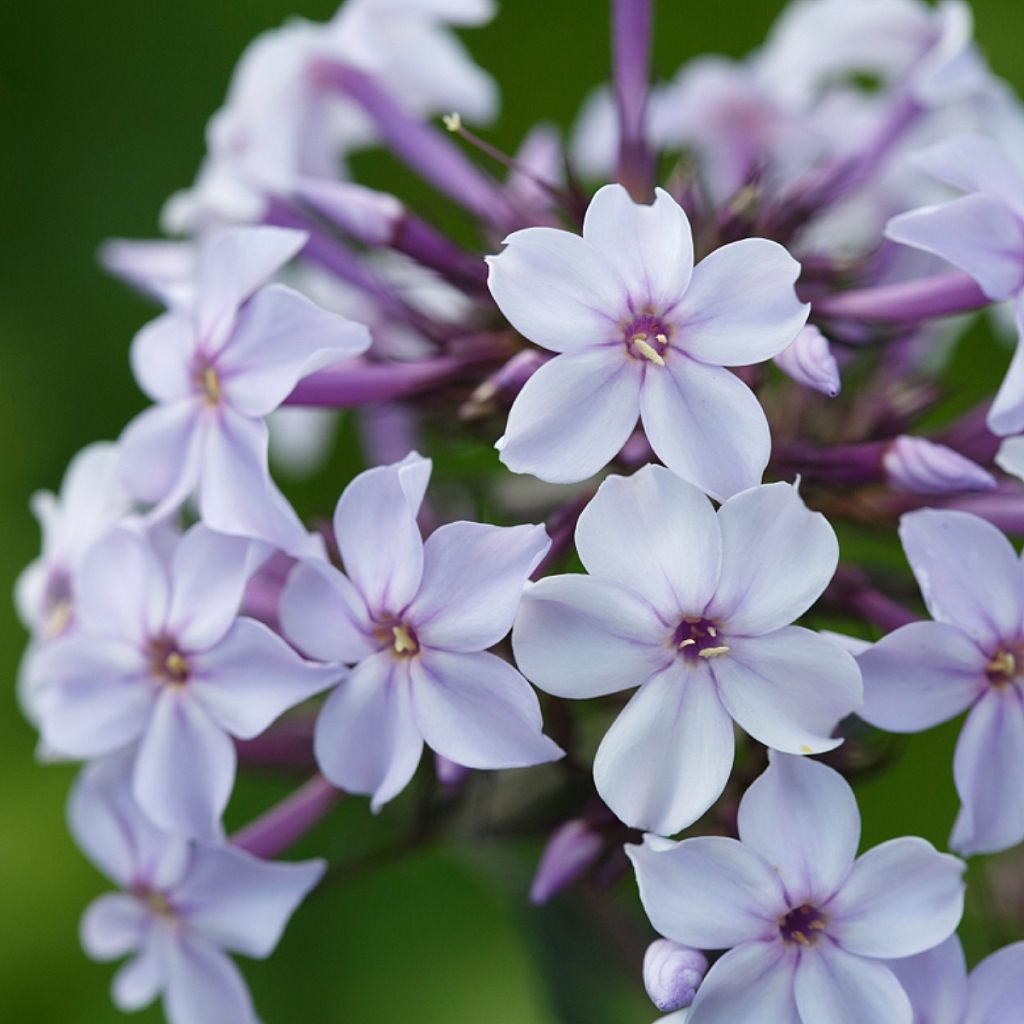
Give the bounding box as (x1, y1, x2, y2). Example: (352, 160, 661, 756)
(192, 358, 222, 405)
(672, 617, 729, 660)
(780, 904, 828, 947)
(148, 636, 191, 685)
(43, 570, 74, 637)
(624, 314, 671, 366)
(133, 884, 177, 920)
(374, 618, 421, 658)
(986, 647, 1023, 688)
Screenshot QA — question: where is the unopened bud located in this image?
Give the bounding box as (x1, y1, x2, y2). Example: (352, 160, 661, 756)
(529, 818, 604, 904)
(773, 325, 841, 397)
(294, 178, 404, 247)
(883, 435, 996, 494)
(643, 939, 708, 1013)
(461, 349, 548, 419)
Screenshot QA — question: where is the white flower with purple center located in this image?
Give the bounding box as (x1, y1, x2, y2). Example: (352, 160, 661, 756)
(71, 754, 323, 1024)
(36, 523, 338, 839)
(628, 754, 966, 1024)
(857, 508, 1024, 855)
(119, 225, 371, 557)
(512, 464, 862, 835)
(279, 452, 563, 809)
(486, 183, 809, 498)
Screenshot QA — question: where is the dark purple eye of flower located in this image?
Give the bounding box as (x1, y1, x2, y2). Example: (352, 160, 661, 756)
(779, 904, 828, 946)
(986, 648, 1021, 687)
(623, 314, 671, 366)
(672, 617, 729, 660)
(148, 636, 190, 685)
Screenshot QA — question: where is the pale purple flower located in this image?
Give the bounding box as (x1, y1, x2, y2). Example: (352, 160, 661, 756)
(71, 754, 323, 1024)
(486, 183, 809, 498)
(279, 453, 563, 810)
(628, 754, 966, 1024)
(643, 940, 708, 1014)
(773, 325, 841, 397)
(995, 434, 1024, 481)
(36, 523, 338, 838)
(512, 465, 863, 835)
(857, 508, 1024, 855)
(118, 226, 370, 556)
(883, 435, 996, 494)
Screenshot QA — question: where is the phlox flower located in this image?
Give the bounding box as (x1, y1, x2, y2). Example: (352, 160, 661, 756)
(629, 754, 966, 1024)
(279, 452, 563, 810)
(512, 464, 862, 835)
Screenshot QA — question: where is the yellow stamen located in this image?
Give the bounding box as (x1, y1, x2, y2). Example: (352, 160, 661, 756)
(654, 333, 669, 347)
(46, 598, 73, 638)
(792, 932, 810, 947)
(392, 623, 418, 656)
(800, 745, 812, 754)
(203, 367, 221, 404)
(632, 336, 665, 366)
(678, 638, 697, 649)
(809, 920, 826, 930)
(442, 112, 462, 132)
(698, 645, 730, 659)
(164, 652, 189, 682)
(145, 892, 175, 918)
(988, 651, 1016, 678)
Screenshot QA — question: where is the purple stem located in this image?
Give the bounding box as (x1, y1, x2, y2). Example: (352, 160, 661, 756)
(232, 774, 341, 860)
(393, 214, 489, 289)
(612, 0, 654, 199)
(811, 272, 990, 324)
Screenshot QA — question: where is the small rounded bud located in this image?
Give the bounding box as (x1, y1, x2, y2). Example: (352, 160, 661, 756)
(643, 939, 708, 1013)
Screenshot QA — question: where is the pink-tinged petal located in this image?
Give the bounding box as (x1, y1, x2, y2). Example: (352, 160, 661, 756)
(885, 195, 1024, 301)
(627, 835, 785, 949)
(950, 687, 1024, 855)
(575, 465, 722, 618)
(988, 296, 1024, 436)
(738, 754, 860, 905)
(497, 347, 643, 483)
(313, 651, 422, 811)
(112, 932, 166, 1012)
(166, 526, 251, 651)
(279, 560, 377, 664)
(582, 184, 695, 311)
(686, 941, 801, 1024)
(190, 618, 339, 740)
(899, 509, 1024, 651)
(794, 944, 913, 1024)
(332, 454, 430, 615)
(81, 893, 147, 960)
(595, 661, 735, 835)
(219, 284, 371, 417)
(711, 629, 862, 755)
(409, 649, 562, 769)
(640, 356, 769, 501)
(119, 400, 203, 509)
(913, 134, 1024, 208)
(133, 689, 236, 840)
(674, 239, 808, 366)
(163, 937, 258, 1024)
(130, 312, 195, 404)
(195, 226, 307, 351)
(198, 409, 319, 558)
(963, 941, 1024, 1024)
(857, 621, 986, 732)
(174, 845, 323, 958)
(486, 226, 624, 353)
(889, 935, 968, 1024)
(512, 575, 671, 698)
(827, 838, 965, 958)
(707, 483, 838, 635)
(408, 522, 549, 652)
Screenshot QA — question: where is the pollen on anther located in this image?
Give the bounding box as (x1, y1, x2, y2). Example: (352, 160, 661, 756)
(442, 112, 462, 132)
(392, 623, 418, 656)
(697, 645, 730, 658)
(632, 337, 666, 366)
(203, 367, 222, 404)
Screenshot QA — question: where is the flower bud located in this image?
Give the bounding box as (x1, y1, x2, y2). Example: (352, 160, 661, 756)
(295, 178, 404, 247)
(434, 754, 472, 791)
(643, 939, 708, 1013)
(461, 349, 548, 419)
(883, 435, 996, 494)
(529, 818, 604, 905)
(773, 325, 841, 397)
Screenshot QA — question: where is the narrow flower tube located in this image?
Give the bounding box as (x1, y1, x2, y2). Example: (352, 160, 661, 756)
(883, 436, 996, 495)
(232, 774, 342, 859)
(529, 818, 605, 904)
(812, 271, 990, 324)
(612, 0, 654, 198)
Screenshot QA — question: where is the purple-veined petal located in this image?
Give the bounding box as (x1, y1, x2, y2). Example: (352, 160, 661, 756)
(130, 312, 195, 404)
(857, 621, 986, 732)
(313, 650, 422, 811)
(581, 184, 695, 311)
(190, 618, 338, 740)
(173, 844, 323, 958)
(826, 838, 965, 959)
(988, 295, 1024, 436)
(163, 936, 258, 1024)
(963, 940, 1024, 1024)
(711, 628, 862, 755)
(899, 509, 1024, 651)
(639, 355, 770, 501)
(595, 660, 735, 835)
(408, 521, 549, 651)
(81, 893, 147, 960)
(950, 686, 1024, 855)
(574, 464, 723, 618)
(512, 575, 671, 698)
(279, 560, 376, 664)
(486, 226, 624, 353)
(674, 239, 808, 366)
(133, 689, 236, 840)
(497, 347, 642, 483)
(112, 931, 166, 1012)
(738, 754, 860, 905)
(707, 482, 838, 636)
(409, 649, 562, 769)
(888, 935, 968, 1024)
(627, 834, 785, 949)
(119, 400, 203, 510)
(794, 943, 913, 1024)
(686, 941, 801, 1024)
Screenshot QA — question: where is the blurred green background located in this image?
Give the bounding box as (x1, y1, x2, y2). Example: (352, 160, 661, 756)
(1, 1, 1022, 1021)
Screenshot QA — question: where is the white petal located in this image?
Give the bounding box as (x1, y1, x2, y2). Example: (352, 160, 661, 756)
(119, 400, 203, 511)
(112, 933, 166, 1012)
(989, 296, 1024, 436)
(130, 312, 195, 403)
(81, 893, 147, 960)
(794, 944, 913, 1024)
(963, 940, 1024, 1024)
(163, 936, 259, 1024)
(888, 935, 968, 1024)
(686, 941, 801, 1024)
(912, 134, 1024, 208)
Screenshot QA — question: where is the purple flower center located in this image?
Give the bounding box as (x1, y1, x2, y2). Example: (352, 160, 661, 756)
(148, 635, 191, 685)
(779, 904, 828, 946)
(624, 314, 671, 366)
(374, 617, 420, 658)
(986, 648, 1022, 687)
(672, 617, 729, 660)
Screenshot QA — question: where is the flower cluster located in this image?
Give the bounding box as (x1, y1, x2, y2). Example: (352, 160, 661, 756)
(16, 0, 1024, 1021)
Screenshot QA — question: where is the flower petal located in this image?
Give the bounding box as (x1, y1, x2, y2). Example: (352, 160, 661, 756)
(794, 944, 913, 1024)
(963, 940, 1024, 1024)
(707, 482, 838, 636)
(988, 296, 1024, 436)
(163, 936, 258, 1024)
(912, 134, 1024, 208)
(512, 575, 671, 698)
(888, 935, 968, 1024)
(595, 660, 735, 835)
(826, 838, 965, 959)
(81, 893, 147, 961)
(639, 355, 770, 501)
(130, 312, 195, 403)
(497, 347, 642, 483)
(686, 941, 801, 1024)
(119, 400, 203, 510)
(627, 834, 785, 949)
(574, 464, 723, 617)
(112, 932, 166, 1012)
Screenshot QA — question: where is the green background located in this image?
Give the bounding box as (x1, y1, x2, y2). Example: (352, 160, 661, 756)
(1, 1, 1021, 1021)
